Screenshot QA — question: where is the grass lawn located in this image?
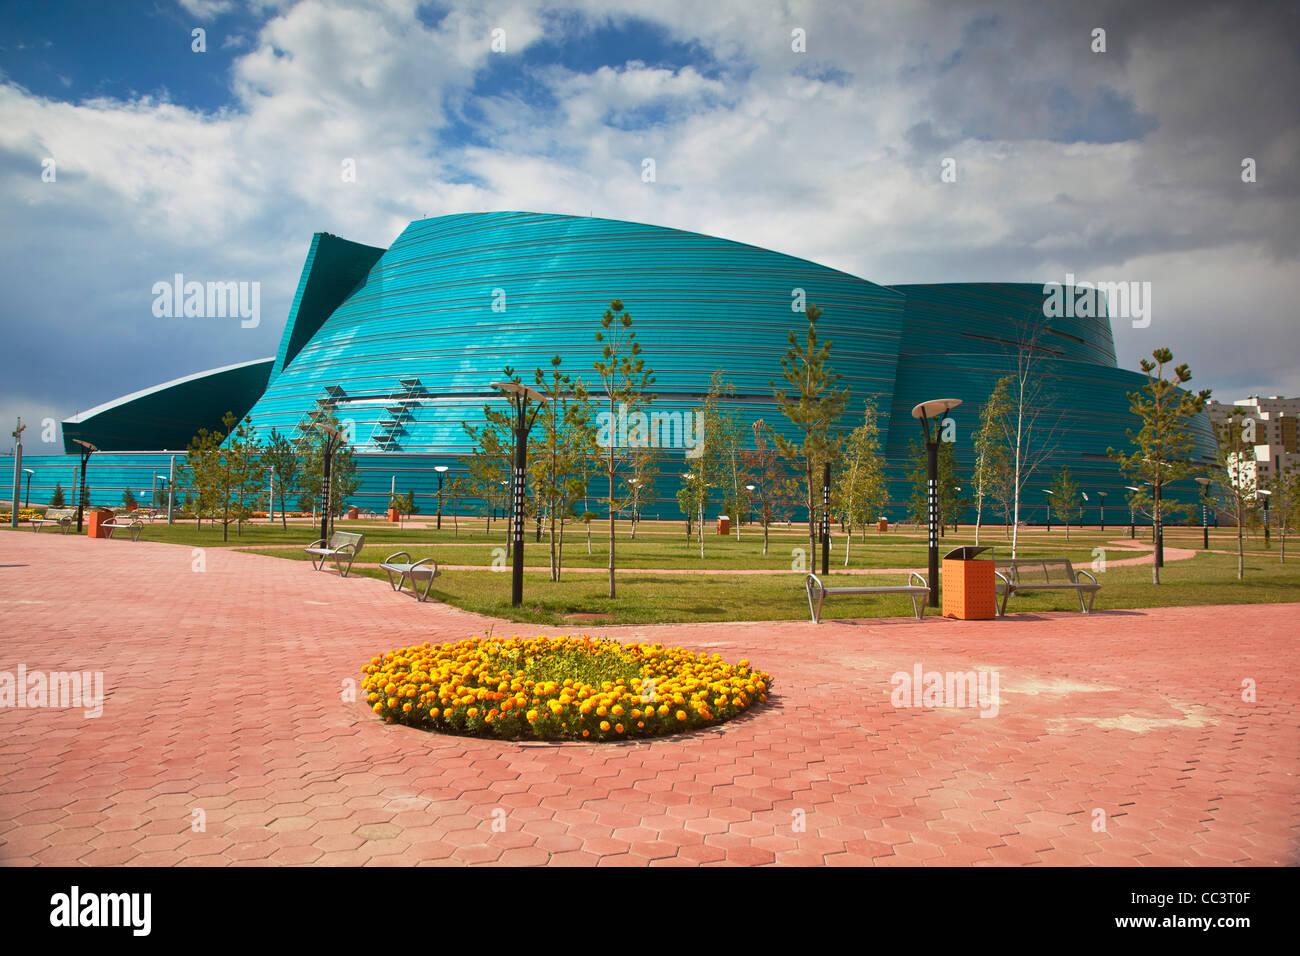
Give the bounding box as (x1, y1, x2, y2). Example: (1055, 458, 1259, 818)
(8, 517, 1296, 624)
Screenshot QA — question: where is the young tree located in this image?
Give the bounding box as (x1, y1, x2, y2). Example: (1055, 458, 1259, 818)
(121, 488, 138, 511)
(992, 326, 1066, 557)
(262, 428, 303, 529)
(1049, 466, 1081, 541)
(1270, 460, 1297, 563)
(972, 375, 1014, 545)
(50, 483, 65, 508)
(298, 411, 358, 534)
(227, 414, 267, 536)
(464, 407, 513, 540)
(834, 400, 887, 566)
(530, 355, 597, 580)
(177, 423, 222, 531)
(442, 476, 468, 538)
(593, 299, 655, 598)
(741, 419, 788, 556)
(622, 448, 658, 542)
(772, 304, 850, 561)
(701, 372, 748, 541)
(1109, 348, 1211, 584)
(178, 413, 265, 541)
(1211, 408, 1258, 580)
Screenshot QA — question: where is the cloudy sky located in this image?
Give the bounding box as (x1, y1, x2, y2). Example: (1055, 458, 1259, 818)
(1, 0, 1297, 450)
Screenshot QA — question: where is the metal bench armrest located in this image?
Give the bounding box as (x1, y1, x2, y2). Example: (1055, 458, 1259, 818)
(1074, 568, 1099, 586)
(385, 551, 412, 565)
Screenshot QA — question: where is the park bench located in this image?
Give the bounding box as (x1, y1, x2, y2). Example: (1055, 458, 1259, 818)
(805, 571, 930, 623)
(30, 508, 76, 533)
(379, 551, 439, 602)
(304, 530, 364, 577)
(993, 557, 1100, 616)
(102, 517, 144, 541)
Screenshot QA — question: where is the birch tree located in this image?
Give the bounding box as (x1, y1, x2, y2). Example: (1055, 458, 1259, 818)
(834, 400, 886, 565)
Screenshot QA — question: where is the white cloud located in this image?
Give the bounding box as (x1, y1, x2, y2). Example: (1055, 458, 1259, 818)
(0, 0, 1296, 440)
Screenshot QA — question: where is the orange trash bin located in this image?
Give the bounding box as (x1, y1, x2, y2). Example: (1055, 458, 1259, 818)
(86, 509, 115, 539)
(942, 546, 997, 620)
(716, 515, 730, 535)
(878, 517, 889, 532)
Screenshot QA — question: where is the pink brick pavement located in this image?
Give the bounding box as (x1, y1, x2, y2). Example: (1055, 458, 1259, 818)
(0, 531, 1296, 866)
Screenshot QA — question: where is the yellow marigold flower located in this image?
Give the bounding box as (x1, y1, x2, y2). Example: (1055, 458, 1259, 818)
(599, 721, 610, 731)
(676, 710, 687, 721)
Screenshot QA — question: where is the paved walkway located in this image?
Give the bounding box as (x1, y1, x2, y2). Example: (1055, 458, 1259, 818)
(0, 532, 1295, 866)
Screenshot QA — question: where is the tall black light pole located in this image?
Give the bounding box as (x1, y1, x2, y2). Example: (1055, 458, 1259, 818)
(1195, 477, 1211, 550)
(73, 439, 97, 532)
(820, 460, 830, 575)
(1044, 489, 1054, 532)
(1259, 489, 1272, 548)
(314, 423, 344, 544)
(1097, 491, 1106, 532)
(745, 484, 756, 525)
(492, 381, 547, 607)
(9, 419, 24, 528)
(434, 465, 447, 530)
(23, 469, 33, 508)
(911, 398, 962, 608)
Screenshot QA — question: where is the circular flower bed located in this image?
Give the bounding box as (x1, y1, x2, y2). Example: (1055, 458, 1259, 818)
(361, 635, 772, 741)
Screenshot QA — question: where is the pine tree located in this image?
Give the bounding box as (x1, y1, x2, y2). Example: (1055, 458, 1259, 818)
(593, 299, 655, 598)
(772, 304, 850, 562)
(1109, 348, 1211, 583)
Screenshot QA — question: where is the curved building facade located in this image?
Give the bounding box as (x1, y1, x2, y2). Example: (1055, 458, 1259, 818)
(6, 212, 1216, 521)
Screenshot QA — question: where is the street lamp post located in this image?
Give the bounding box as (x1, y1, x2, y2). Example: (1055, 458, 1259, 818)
(72, 439, 97, 532)
(9, 418, 24, 528)
(821, 460, 830, 575)
(167, 455, 176, 525)
(1097, 491, 1106, 531)
(23, 469, 33, 508)
(1195, 477, 1211, 550)
(1080, 491, 1088, 533)
(1259, 489, 1272, 548)
(1044, 489, 1054, 532)
(313, 423, 344, 544)
(745, 483, 756, 525)
(911, 398, 962, 608)
(492, 381, 548, 607)
(434, 465, 448, 530)
(1125, 486, 1140, 539)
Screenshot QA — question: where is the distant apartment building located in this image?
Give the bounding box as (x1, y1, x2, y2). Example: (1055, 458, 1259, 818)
(1206, 395, 1298, 491)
